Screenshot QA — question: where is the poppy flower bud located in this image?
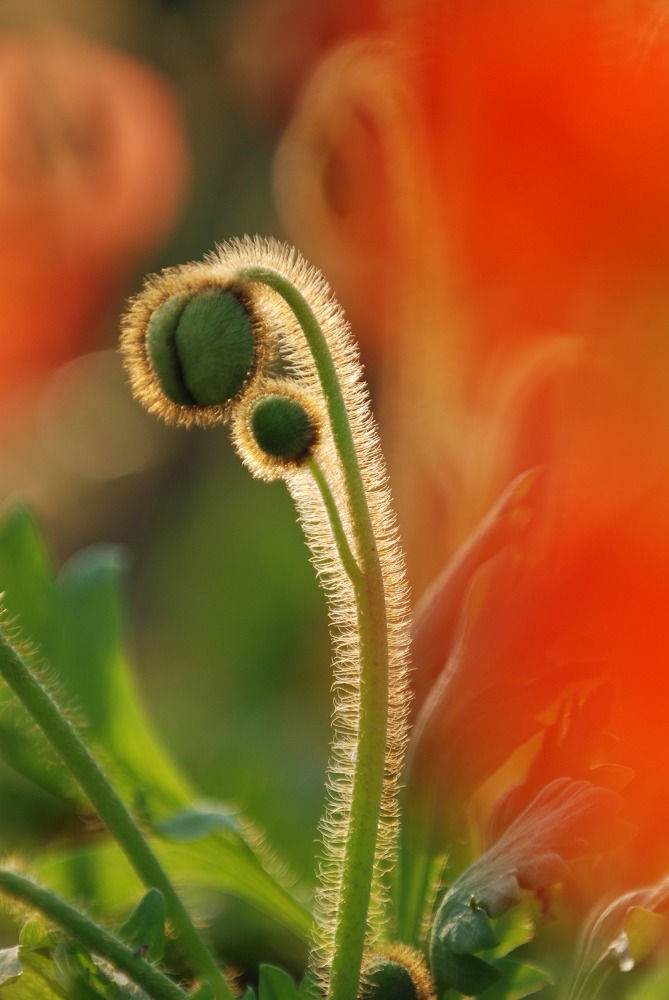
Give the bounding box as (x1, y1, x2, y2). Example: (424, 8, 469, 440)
(146, 289, 257, 407)
(250, 392, 318, 462)
(362, 946, 434, 1000)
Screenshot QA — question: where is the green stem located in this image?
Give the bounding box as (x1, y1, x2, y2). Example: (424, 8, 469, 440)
(244, 266, 392, 1000)
(0, 870, 188, 1000)
(0, 631, 233, 1000)
(307, 458, 362, 586)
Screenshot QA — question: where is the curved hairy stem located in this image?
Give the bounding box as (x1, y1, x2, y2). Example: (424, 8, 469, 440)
(120, 237, 412, 1000)
(0, 870, 188, 1000)
(0, 631, 233, 1000)
(307, 458, 361, 586)
(239, 264, 393, 1000)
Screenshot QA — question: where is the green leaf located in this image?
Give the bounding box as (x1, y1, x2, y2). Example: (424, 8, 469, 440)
(430, 778, 625, 995)
(431, 950, 501, 996)
(54, 942, 139, 999)
(488, 902, 536, 959)
(0, 507, 53, 637)
(480, 959, 553, 1000)
(39, 831, 313, 943)
(53, 543, 193, 812)
(18, 917, 54, 950)
(0, 507, 192, 813)
(0, 506, 311, 946)
(118, 889, 166, 963)
(0, 933, 144, 1000)
(0, 507, 68, 802)
(441, 900, 500, 954)
(258, 965, 301, 1000)
(155, 806, 239, 842)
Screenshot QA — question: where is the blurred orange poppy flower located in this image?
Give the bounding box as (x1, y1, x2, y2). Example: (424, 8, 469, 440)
(275, 0, 669, 881)
(0, 27, 188, 408)
(276, 0, 669, 559)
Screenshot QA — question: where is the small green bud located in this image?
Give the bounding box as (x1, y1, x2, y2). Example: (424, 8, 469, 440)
(363, 959, 419, 1000)
(146, 289, 256, 407)
(361, 947, 434, 1000)
(250, 393, 317, 461)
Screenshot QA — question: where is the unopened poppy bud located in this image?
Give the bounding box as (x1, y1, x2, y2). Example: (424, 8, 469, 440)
(362, 947, 435, 1000)
(146, 288, 257, 407)
(250, 393, 318, 462)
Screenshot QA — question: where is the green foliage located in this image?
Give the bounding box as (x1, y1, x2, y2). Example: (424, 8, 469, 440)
(481, 959, 554, 1000)
(0, 490, 657, 1000)
(0, 505, 311, 967)
(154, 806, 239, 842)
(38, 831, 312, 942)
(0, 925, 144, 1000)
(430, 779, 626, 996)
(0, 505, 191, 814)
(258, 965, 301, 1000)
(118, 890, 166, 964)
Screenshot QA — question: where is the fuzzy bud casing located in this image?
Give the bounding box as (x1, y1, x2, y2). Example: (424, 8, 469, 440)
(146, 289, 256, 407)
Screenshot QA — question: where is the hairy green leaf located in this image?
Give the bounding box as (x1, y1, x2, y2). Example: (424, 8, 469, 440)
(118, 889, 166, 963)
(0, 507, 311, 946)
(39, 831, 312, 943)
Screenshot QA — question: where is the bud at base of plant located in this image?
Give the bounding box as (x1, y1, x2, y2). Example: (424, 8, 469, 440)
(361, 945, 435, 1000)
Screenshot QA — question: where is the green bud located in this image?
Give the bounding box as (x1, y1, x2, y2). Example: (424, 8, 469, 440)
(146, 296, 190, 404)
(146, 289, 256, 407)
(250, 394, 317, 461)
(363, 959, 420, 1000)
(361, 947, 434, 1000)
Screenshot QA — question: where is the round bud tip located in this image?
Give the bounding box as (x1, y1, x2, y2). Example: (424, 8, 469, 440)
(146, 289, 256, 407)
(362, 948, 435, 1000)
(250, 394, 317, 462)
(364, 960, 418, 1000)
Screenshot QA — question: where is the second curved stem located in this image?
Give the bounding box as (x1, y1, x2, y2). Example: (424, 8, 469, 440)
(246, 266, 393, 1000)
(0, 631, 233, 1000)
